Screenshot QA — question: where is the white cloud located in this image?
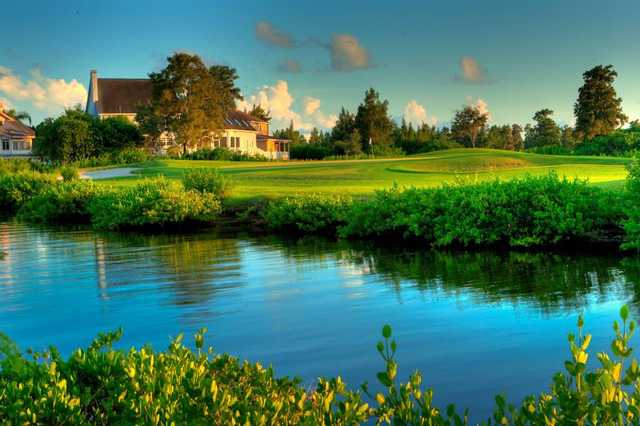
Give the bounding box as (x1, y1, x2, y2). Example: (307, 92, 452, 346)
(237, 81, 336, 133)
(256, 21, 294, 48)
(0, 97, 12, 111)
(466, 96, 491, 120)
(455, 57, 488, 83)
(403, 100, 437, 127)
(0, 66, 87, 112)
(330, 34, 371, 71)
(303, 96, 337, 129)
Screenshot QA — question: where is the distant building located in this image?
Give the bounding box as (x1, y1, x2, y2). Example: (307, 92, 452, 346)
(85, 70, 290, 160)
(0, 109, 35, 157)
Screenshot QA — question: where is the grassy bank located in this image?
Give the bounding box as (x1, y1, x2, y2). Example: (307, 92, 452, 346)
(93, 149, 632, 199)
(0, 308, 638, 424)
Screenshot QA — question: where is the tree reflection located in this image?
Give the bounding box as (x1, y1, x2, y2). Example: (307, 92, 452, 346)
(255, 235, 638, 315)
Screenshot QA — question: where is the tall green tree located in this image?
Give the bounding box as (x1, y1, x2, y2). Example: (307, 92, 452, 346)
(574, 64, 627, 140)
(524, 109, 561, 148)
(137, 53, 230, 154)
(451, 105, 489, 148)
(331, 107, 356, 142)
(209, 65, 243, 106)
(354, 88, 394, 151)
(248, 104, 271, 121)
(273, 120, 306, 144)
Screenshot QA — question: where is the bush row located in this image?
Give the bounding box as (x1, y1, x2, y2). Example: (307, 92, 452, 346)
(180, 147, 268, 161)
(0, 308, 638, 424)
(4, 169, 227, 230)
(264, 174, 628, 248)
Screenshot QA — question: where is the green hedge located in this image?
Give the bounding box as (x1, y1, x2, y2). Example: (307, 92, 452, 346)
(17, 181, 104, 224)
(0, 171, 57, 212)
(1, 308, 638, 424)
(88, 178, 222, 230)
(264, 174, 626, 248)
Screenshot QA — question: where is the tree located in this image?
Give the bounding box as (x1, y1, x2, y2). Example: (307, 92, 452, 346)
(451, 105, 489, 148)
(574, 65, 627, 140)
(4, 109, 32, 126)
(354, 88, 394, 151)
(524, 109, 561, 148)
(209, 65, 243, 106)
(273, 120, 306, 145)
(331, 107, 356, 143)
(137, 53, 230, 154)
(94, 116, 143, 151)
(33, 109, 95, 162)
(248, 104, 271, 122)
(511, 124, 524, 151)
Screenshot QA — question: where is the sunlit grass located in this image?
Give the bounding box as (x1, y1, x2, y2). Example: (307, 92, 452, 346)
(95, 149, 631, 200)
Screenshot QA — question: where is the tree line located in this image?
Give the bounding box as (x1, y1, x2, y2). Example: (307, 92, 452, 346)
(276, 64, 635, 159)
(7, 53, 636, 162)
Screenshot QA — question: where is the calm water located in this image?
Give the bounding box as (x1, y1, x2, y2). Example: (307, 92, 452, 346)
(1, 221, 640, 421)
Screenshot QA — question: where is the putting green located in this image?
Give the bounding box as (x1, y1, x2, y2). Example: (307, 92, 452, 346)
(94, 149, 631, 199)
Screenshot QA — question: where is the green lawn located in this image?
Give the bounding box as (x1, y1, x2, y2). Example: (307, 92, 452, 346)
(95, 149, 632, 199)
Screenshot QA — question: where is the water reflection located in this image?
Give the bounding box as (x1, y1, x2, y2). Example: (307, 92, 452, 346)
(2, 222, 640, 421)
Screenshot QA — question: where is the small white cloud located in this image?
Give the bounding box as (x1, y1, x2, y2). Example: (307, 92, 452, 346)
(278, 59, 302, 73)
(0, 66, 87, 112)
(329, 34, 371, 71)
(237, 81, 336, 132)
(256, 21, 294, 48)
(455, 57, 488, 84)
(403, 100, 437, 127)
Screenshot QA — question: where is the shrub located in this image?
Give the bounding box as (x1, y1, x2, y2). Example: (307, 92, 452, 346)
(59, 165, 79, 181)
(622, 156, 640, 250)
(182, 169, 232, 198)
(0, 307, 639, 424)
(0, 171, 56, 212)
(263, 194, 353, 234)
(181, 148, 267, 161)
(18, 181, 103, 224)
(88, 178, 221, 230)
(339, 174, 624, 247)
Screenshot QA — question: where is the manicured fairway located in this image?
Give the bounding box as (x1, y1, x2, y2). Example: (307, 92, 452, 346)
(94, 149, 631, 199)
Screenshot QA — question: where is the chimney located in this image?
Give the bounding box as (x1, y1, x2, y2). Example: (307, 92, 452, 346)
(90, 70, 99, 102)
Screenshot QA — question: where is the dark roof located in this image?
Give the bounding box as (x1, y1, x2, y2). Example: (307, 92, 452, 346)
(224, 110, 259, 131)
(0, 111, 35, 137)
(95, 78, 268, 132)
(97, 79, 152, 114)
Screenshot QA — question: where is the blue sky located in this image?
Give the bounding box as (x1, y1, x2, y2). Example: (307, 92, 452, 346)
(1, 0, 639, 131)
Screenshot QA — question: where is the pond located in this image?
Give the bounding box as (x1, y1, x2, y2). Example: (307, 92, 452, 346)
(1, 221, 639, 421)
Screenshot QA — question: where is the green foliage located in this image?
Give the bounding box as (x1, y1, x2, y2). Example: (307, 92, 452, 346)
(88, 177, 221, 230)
(524, 109, 562, 149)
(18, 181, 103, 224)
(181, 147, 267, 161)
(289, 142, 332, 160)
(73, 148, 150, 168)
(336, 174, 625, 247)
(451, 104, 489, 148)
(263, 194, 353, 234)
(622, 156, 640, 250)
(2, 308, 640, 424)
(60, 165, 79, 181)
(0, 171, 56, 212)
(355, 87, 395, 151)
(182, 169, 232, 198)
(33, 109, 143, 162)
(574, 64, 627, 139)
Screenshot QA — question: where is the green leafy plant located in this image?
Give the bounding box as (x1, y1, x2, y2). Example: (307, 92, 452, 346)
(18, 181, 103, 224)
(59, 165, 79, 181)
(182, 169, 232, 199)
(0, 171, 56, 212)
(263, 194, 354, 234)
(87, 177, 221, 230)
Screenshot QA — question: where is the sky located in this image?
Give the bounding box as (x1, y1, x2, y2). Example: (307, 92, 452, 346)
(2, 0, 640, 132)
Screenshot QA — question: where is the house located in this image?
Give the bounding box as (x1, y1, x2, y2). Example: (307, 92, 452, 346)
(0, 108, 35, 157)
(85, 70, 290, 160)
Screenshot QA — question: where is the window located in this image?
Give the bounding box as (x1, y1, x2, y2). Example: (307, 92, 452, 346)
(1, 139, 9, 151)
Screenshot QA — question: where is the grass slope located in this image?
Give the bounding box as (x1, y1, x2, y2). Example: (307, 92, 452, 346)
(95, 149, 631, 199)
